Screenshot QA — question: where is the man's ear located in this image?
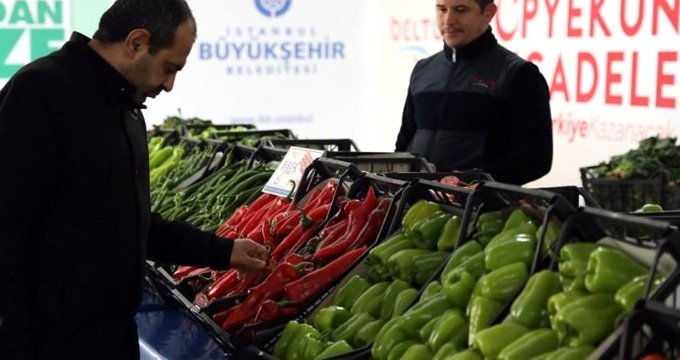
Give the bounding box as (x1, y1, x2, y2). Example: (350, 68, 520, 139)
(123, 29, 151, 58)
(484, 3, 497, 22)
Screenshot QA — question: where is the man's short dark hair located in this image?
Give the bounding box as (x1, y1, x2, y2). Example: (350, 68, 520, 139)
(476, 0, 494, 12)
(93, 0, 196, 54)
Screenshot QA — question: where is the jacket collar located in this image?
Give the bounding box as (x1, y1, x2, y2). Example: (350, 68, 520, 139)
(62, 32, 146, 110)
(443, 26, 497, 63)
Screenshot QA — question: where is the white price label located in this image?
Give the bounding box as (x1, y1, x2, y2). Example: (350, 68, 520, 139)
(262, 146, 325, 197)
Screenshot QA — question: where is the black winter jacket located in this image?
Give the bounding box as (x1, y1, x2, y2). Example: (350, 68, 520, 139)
(396, 28, 552, 185)
(0, 32, 234, 359)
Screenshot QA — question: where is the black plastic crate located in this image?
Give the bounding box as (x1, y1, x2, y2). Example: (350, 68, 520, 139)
(264, 138, 360, 152)
(581, 166, 680, 212)
(326, 151, 435, 173)
(211, 129, 296, 147)
(609, 300, 680, 360)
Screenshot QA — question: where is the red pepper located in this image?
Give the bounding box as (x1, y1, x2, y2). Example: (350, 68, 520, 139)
(181, 267, 212, 280)
(282, 253, 308, 265)
(319, 211, 347, 238)
(316, 219, 349, 250)
(255, 300, 300, 323)
(362, 185, 376, 211)
(231, 269, 268, 295)
(249, 193, 276, 213)
(206, 269, 240, 300)
(272, 209, 303, 237)
(237, 204, 272, 237)
(271, 226, 316, 263)
(225, 204, 249, 227)
(213, 307, 236, 324)
(302, 204, 331, 226)
(221, 262, 301, 331)
(375, 197, 391, 211)
(173, 265, 198, 280)
(285, 246, 367, 304)
(245, 223, 265, 243)
(302, 180, 337, 213)
(347, 209, 386, 250)
(312, 204, 369, 262)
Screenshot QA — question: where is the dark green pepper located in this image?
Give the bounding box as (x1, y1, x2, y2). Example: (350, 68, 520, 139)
(497, 328, 559, 360)
(475, 211, 506, 247)
(443, 270, 477, 309)
(421, 280, 442, 301)
(447, 349, 484, 360)
(369, 233, 414, 279)
(484, 231, 537, 271)
(400, 293, 453, 336)
(409, 211, 450, 250)
(286, 323, 320, 360)
(413, 251, 449, 286)
(585, 247, 648, 294)
(387, 340, 417, 360)
(510, 270, 562, 329)
(418, 314, 442, 342)
(615, 275, 666, 312)
(437, 215, 462, 251)
(474, 262, 529, 303)
(553, 293, 622, 346)
(467, 296, 503, 345)
(313, 306, 352, 334)
(333, 275, 371, 310)
(538, 221, 560, 256)
(331, 312, 375, 344)
(502, 208, 535, 232)
(542, 346, 595, 360)
(402, 200, 441, 230)
(371, 318, 413, 360)
(558, 243, 599, 292)
(353, 318, 385, 348)
(441, 240, 483, 281)
(350, 281, 389, 317)
(274, 320, 303, 359)
(401, 344, 433, 360)
(444, 251, 486, 282)
(300, 333, 328, 360)
(380, 279, 413, 320)
(315, 340, 353, 360)
(432, 343, 460, 360)
(547, 290, 587, 325)
(391, 288, 419, 318)
(428, 310, 468, 353)
(472, 322, 529, 359)
(387, 249, 432, 284)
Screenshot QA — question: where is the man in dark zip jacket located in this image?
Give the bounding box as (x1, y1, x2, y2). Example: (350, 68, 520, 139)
(396, 0, 553, 185)
(0, 1, 268, 359)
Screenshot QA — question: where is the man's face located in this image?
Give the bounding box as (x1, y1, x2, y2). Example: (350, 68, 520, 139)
(124, 20, 195, 103)
(436, 0, 496, 50)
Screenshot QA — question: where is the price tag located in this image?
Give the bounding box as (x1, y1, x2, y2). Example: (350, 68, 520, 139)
(262, 146, 325, 197)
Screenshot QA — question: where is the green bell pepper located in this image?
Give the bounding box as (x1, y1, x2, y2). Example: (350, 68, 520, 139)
(313, 306, 351, 334)
(497, 328, 559, 360)
(354, 318, 385, 348)
(380, 279, 413, 320)
(391, 288, 419, 318)
(314, 340, 353, 360)
(300, 334, 329, 360)
(542, 346, 595, 360)
(402, 200, 441, 230)
(473, 322, 529, 359)
(615, 275, 666, 312)
(350, 281, 389, 317)
(413, 251, 449, 286)
(484, 231, 537, 271)
(369, 233, 414, 279)
(432, 343, 461, 360)
(502, 208, 535, 232)
(286, 323, 321, 360)
(386, 340, 418, 360)
(585, 247, 648, 294)
(437, 215, 462, 251)
(331, 312, 375, 344)
(553, 293, 622, 346)
(448, 349, 483, 360)
(387, 248, 432, 284)
(371, 318, 413, 360)
(475, 211, 506, 247)
(400, 293, 453, 336)
(538, 221, 560, 256)
(274, 320, 303, 359)
(547, 290, 587, 325)
(333, 275, 371, 310)
(441, 241, 483, 281)
(443, 270, 477, 309)
(444, 251, 486, 283)
(474, 262, 529, 303)
(428, 309, 468, 353)
(419, 314, 443, 342)
(558, 243, 599, 292)
(510, 270, 562, 329)
(422, 280, 443, 301)
(467, 296, 503, 346)
(409, 211, 450, 250)
(401, 344, 433, 360)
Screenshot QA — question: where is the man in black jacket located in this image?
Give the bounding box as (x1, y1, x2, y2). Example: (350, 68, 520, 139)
(396, 0, 553, 185)
(0, 1, 267, 359)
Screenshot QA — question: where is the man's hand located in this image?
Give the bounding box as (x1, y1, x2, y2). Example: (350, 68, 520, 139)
(230, 238, 268, 271)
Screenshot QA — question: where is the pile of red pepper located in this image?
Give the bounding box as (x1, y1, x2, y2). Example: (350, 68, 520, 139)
(218, 184, 392, 333)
